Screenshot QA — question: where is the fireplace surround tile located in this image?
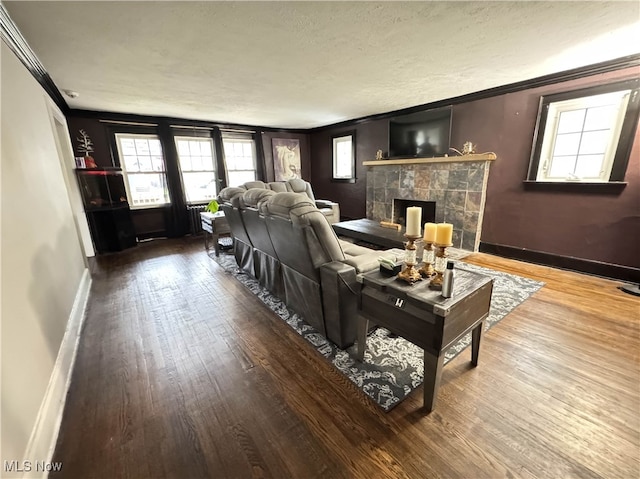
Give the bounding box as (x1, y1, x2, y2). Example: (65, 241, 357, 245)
(465, 191, 482, 212)
(461, 230, 476, 251)
(448, 169, 470, 190)
(445, 190, 466, 210)
(414, 169, 431, 189)
(429, 170, 449, 191)
(410, 187, 427, 201)
(400, 169, 415, 190)
(444, 207, 464, 228)
(468, 168, 485, 192)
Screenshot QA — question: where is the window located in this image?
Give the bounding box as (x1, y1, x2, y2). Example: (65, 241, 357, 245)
(332, 131, 356, 182)
(528, 78, 639, 184)
(222, 135, 257, 187)
(175, 136, 217, 204)
(115, 133, 171, 208)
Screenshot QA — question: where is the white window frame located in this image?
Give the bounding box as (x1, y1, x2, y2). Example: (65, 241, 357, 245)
(332, 131, 356, 182)
(536, 91, 631, 182)
(222, 134, 257, 187)
(528, 78, 639, 185)
(114, 133, 171, 209)
(174, 135, 218, 204)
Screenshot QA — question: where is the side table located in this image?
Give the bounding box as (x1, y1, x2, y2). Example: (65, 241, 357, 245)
(357, 268, 493, 413)
(200, 211, 231, 257)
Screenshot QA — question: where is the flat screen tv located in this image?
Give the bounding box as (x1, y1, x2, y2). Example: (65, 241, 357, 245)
(388, 107, 452, 159)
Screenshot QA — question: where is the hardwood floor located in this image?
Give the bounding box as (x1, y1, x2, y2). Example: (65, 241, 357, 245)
(51, 238, 639, 478)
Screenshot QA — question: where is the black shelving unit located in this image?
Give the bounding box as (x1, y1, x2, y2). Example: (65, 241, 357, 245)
(76, 168, 137, 253)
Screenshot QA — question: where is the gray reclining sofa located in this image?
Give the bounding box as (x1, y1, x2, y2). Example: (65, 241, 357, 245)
(218, 186, 387, 348)
(238, 179, 340, 224)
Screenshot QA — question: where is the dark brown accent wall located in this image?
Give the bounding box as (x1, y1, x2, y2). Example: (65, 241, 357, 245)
(66, 117, 113, 167)
(462, 68, 640, 269)
(309, 67, 640, 270)
(310, 119, 387, 220)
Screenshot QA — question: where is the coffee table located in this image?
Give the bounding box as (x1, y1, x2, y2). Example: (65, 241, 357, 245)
(333, 218, 406, 249)
(357, 267, 493, 413)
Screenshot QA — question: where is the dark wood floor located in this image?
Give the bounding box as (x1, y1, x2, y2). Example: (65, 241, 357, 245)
(52, 237, 639, 478)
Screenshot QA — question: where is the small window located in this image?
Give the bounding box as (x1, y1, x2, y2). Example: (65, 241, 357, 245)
(174, 136, 218, 204)
(528, 79, 639, 184)
(222, 136, 257, 187)
(114, 133, 171, 208)
(332, 131, 356, 182)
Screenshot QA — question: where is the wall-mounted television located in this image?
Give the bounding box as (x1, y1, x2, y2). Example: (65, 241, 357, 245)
(388, 107, 452, 159)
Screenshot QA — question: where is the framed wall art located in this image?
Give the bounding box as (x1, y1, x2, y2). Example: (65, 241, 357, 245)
(272, 138, 301, 181)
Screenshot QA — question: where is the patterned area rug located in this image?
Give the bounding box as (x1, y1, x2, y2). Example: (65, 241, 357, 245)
(212, 252, 544, 411)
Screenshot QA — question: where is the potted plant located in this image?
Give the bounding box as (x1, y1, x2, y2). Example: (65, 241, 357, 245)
(77, 129, 97, 168)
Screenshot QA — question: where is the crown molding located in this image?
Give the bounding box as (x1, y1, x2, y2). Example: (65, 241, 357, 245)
(0, 2, 68, 112)
(309, 53, 640, 133)
(67, 108, 308, 134)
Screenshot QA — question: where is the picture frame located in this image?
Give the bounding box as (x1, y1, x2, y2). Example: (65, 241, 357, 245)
(272, 138, 301, 181)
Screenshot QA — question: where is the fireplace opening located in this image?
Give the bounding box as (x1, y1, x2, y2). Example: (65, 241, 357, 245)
(393, 199, 436, 228)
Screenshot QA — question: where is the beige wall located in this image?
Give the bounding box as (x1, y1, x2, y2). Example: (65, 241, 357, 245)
(1, 42, 87, 466)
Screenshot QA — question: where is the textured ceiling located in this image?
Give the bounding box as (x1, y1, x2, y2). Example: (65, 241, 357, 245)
(4, 1, 640, 129)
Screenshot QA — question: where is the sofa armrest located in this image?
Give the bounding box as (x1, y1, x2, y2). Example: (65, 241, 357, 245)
(315, 200, 340, 224)
(315, 199, 335, 208)
(341, 251, 383, 274)
(320, 261, 361, 348)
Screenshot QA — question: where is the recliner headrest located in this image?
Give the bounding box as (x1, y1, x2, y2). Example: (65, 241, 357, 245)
(218, 186, 246, 203)
(241, 188, 276, 208)
(260, 192, 314, 219)
(286, 178, 307, 193)
(286, 179, 315, 201)
(243, 181, 267, 190)
(268, 182, 287, 192)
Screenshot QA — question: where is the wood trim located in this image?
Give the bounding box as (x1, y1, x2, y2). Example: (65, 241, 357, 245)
(363, 153, 496, 166)
(0, 4, 69, 113)
(69, 109, 308, 134)
(479, 241, 640, 283)
(309, 54, 640, 133)
(522, 180, 627, 193)
(99, 119, 159, 127)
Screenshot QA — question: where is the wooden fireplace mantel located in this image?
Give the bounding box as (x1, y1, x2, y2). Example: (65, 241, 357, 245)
(362, 153, 497, 166)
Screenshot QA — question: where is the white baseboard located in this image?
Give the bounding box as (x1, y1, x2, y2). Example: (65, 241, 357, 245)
(21, 268, 91, 478)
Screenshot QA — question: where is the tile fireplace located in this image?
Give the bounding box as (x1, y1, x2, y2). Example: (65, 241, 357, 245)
(365, 155, 495, 251)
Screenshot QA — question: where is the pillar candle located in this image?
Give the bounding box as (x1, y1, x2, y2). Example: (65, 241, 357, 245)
(435, 223, 453, 245)
(405, 207, 422, 236)
(423, 223, 437, 243)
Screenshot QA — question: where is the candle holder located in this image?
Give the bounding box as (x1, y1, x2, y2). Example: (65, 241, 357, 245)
(419, 242, 435, 277)
(397, 234, 423, 284)
(429, 242, 453, 289)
